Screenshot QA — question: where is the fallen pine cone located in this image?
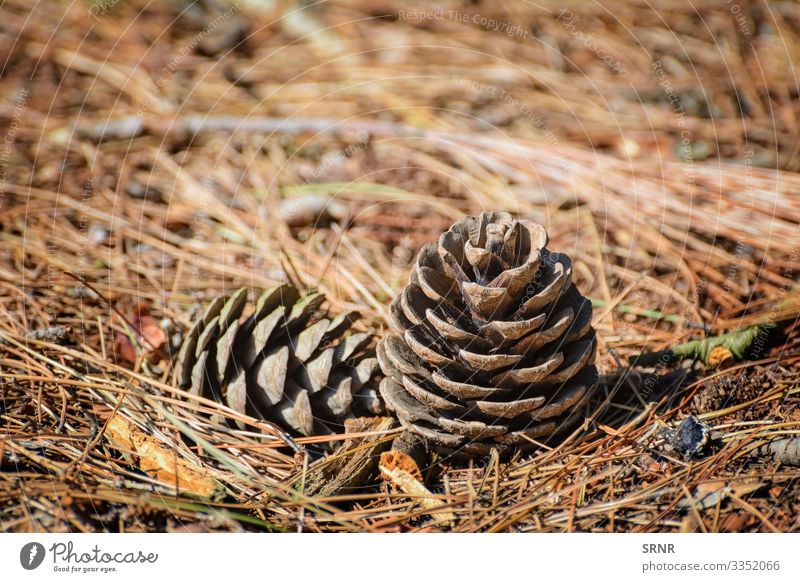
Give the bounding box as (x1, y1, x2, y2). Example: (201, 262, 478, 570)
(176, 285, 383, 436)
(378, 211, 597, 457)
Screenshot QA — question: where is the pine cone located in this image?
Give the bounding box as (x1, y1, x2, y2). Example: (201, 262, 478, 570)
(176, 285, 382, 436)
(378, 212, 597, 456)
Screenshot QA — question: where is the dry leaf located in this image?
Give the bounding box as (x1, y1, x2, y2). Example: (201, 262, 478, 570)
(114, 303, 167, 365)
(718, 512, 756, 532)
(104, 414, 222, 499)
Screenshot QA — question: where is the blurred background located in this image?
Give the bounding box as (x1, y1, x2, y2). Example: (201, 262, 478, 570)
(2, 0, 798, 332)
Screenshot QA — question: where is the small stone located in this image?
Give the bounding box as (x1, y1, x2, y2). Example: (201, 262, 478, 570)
(672, 415, 710, 458)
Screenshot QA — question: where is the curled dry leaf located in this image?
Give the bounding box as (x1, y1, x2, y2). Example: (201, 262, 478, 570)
(104, 414, 222, 500)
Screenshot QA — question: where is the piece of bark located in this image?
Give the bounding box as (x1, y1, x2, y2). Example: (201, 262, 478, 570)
(104, 414, 222, 500)
(379, 457, 455, 527)
(298, 416, 395, 497)
(380, 449, 423, 483)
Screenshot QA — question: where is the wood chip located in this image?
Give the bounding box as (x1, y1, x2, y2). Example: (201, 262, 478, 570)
(298, 416, 396, 497)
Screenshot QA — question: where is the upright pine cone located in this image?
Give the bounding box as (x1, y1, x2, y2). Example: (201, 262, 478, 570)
(176, 286, 382, 436)
(378, 212, 597, 456)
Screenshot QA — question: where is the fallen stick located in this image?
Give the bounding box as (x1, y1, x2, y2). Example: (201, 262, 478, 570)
(758, 438, 800, 466)
(629, 325, 767, 367)
(73, 115, 428, 142)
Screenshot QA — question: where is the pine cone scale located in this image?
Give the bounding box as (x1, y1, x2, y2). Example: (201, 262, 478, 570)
(516, 257, 572, 317)
(479, 311, 546, 344)
(529, 377, 590, 420)
(430, 371, 508, 399)
(473, 395, 546, 418)
(492, 353, 564, 386)
(296, 349, 335, 393)
(458, 349, 522, 371)
(404, 329, 454, 367)
(401, 376, 467, 414)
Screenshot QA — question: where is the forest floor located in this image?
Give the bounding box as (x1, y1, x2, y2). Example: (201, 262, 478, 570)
(1, 0, 799, 532)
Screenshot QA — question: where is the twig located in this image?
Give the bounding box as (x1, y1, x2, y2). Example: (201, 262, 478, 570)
(630, 325, 766, 367)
